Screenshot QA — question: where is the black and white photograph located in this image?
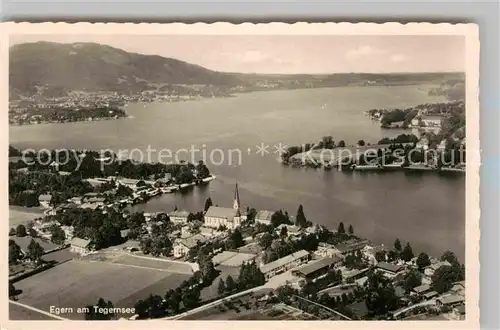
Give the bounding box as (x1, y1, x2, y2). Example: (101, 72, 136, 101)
(2, 23, 479, 325)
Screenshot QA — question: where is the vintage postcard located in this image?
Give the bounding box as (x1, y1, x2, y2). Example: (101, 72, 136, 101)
(0, 22, 479, 329)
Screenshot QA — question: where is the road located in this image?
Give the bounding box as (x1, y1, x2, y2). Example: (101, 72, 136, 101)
(392, 299, 436, 318)
(162, 269, 301, 320)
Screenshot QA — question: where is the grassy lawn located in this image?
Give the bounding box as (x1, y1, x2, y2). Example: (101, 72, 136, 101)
(9, 206, 45, 228)
(14, 259, 191, 320)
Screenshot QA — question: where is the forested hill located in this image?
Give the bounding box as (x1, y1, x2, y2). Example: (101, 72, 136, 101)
(10, 41, 465, 98)
(9, 42, 245, 98)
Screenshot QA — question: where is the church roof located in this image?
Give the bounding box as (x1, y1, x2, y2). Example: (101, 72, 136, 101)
(205, 206, 238, 220)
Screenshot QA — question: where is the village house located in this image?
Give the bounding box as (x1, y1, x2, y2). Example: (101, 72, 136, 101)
(254, 210, 274, 225)
(436, 294, 465, 308)
(61, 225, 74, 241)
(291, 256, 341, 281)
(38, 194, 52, 208)
(424, 260, 452, 277)
(168, 210, 190, 224)
(315, 242, 340, 258)
(450, 304, 466, 320)
(70, 237, 91, 255)
(410, 117, 420, 127)
(335, 240, 369, 255)
(362, 244, 387, 265)
(260, 250, 310, 281)
(411, 283, 432, 296)
(420, 115, 443, 128)
(173, 233, 206, 258)
(68, 196, 83, 205)
(375, 261, 405, 278)
(275, 224, 302, 237)
(450, 281, 465, 296)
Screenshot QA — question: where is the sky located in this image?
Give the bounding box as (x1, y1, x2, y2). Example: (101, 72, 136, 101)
(10, 34, 465, 74)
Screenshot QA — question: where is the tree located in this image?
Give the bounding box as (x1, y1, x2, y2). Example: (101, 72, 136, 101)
(9, 240, 22, 264)
(403, 270, 422, 292)
(416, 252, 431, 271)
(217, 278, 226, 296)
(9, 282, 18, 300)
(358, 140, 366, 147)
(338, 140, 346, 148)
(432, 265, 459, 294)
(258, 233, 273, 249)
(375, 250, 386, 262)
(295, 204, 307, 227)
(26, 239, 44, 264)
(393, 238, 402, 252)
(85, 297, 115, 320)
(348, 224, 354, 235)
(16, 224, 27, 237)
(204, 197, 213, 212)
(365, 271, 399, 316)
(49, 225, 66, 244)
(401, 242, 414, 262)
(9, 227, 16, 236)
(225, 275, 236, 292)
(229, 229, 244, 249)
(280, 226, 288, 238)
(440, 250, 459, 265)
(337, 222, 346, 235)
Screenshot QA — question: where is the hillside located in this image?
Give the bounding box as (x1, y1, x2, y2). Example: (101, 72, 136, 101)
(9, 41, 465, 99)
(9, 42, 245, 98)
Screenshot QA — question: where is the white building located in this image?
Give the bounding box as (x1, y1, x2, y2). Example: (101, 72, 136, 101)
(38, 194, 52, 208)
(70, 237, 91, 255)
(254, 210, 274, 225)
(168, 210, 190, 224)
(424, 260, 452, 277)
(421, 115, 443, 128)
(260, 250, 310, 280)
(173, 234, 206, 258)
(315, 242, 340, 258)
(204, 183, 246, 230)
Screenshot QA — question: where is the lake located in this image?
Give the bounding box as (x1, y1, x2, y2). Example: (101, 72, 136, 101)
(9, 85, 465, 261)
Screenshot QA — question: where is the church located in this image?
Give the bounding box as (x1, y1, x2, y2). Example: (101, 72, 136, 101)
(204, 183, 247, 230)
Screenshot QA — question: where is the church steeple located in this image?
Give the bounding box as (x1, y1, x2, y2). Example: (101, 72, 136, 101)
(233, 182, 240, 210)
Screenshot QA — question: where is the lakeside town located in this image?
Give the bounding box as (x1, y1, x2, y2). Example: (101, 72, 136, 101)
(281, 100, 465, 173)
(9, 145, 465, 321)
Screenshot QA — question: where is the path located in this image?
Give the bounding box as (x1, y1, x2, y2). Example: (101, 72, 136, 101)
(392, 299, 436, 318)
(9, 300, 68, 320)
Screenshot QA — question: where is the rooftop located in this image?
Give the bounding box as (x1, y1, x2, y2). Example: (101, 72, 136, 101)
(376, 261, 403, 273)
(260, 250, 309, 274)
(421, 115, 444, 121)
(255, 210, 274, 222)
(175, 233, 206, 249)
(168, 210, 190, 218)
(70, 237, 91, 248)
(438, 295, 465, 305)
(205, 206, 238, 220)
(38, 194, 52, 201)
(293, 257, 341, 276)
(423, 291, 438, 299)
(413, 284, 431, 294)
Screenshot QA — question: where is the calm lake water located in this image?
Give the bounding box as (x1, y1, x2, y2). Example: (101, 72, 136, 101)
(9, 85, 465, 261)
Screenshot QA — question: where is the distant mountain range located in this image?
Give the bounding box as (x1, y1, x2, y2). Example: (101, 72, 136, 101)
(9, 41, 465, 99)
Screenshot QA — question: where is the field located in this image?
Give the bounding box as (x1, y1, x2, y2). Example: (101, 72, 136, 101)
(13, 257, 191, 320)
(9, 206, 45, 228)
(9, 302, 61, 320)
